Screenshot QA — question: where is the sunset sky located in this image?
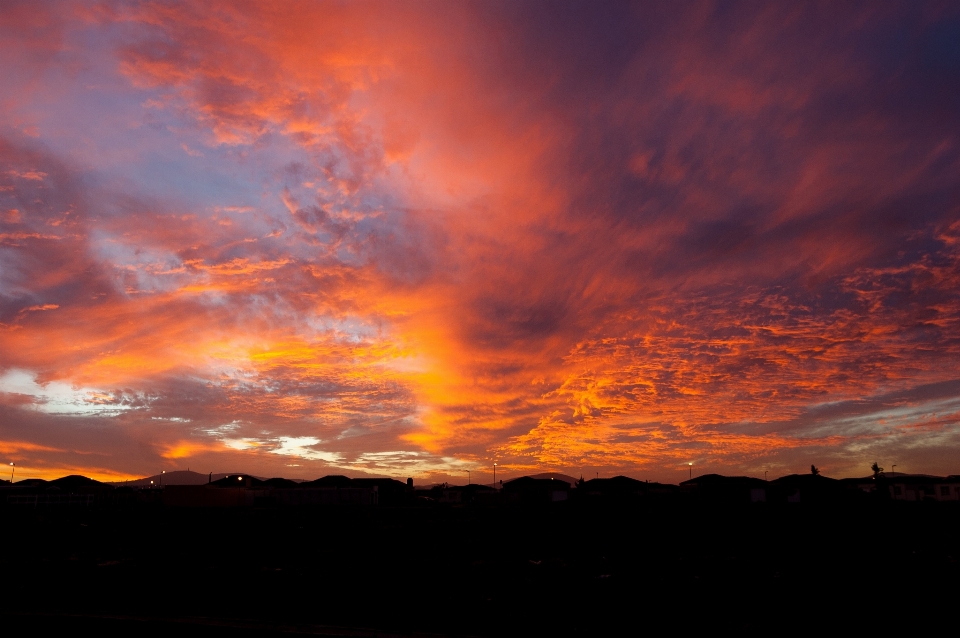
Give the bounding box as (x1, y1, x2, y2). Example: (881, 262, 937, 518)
(2, 1, 959, 483)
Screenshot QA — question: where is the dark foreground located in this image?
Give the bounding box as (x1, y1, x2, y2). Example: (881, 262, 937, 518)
(1, 502, 957, 636)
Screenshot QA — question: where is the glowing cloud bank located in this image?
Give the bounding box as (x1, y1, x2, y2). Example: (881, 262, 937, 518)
(1, 1, 959, 482)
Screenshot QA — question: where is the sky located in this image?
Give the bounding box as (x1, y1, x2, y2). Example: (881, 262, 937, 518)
(1, 1, 959, 483)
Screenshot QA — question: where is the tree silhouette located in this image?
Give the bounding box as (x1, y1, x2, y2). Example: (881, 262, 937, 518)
(811, 464, 820, 476)
(871, 462, 884, 478)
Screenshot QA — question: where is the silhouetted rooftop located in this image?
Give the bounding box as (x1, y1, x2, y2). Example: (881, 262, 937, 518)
(838, 476, 876, 484)
(582, 476, 644, 490)
(770, 473, 840, 486)
(681, 473, 768, 488)
(350, 478, 408, 491)
(11, 479, 48, 488)
(209, 475, 264, 488)
(302, 475, 353, 488)
(452, 483, 496, 492)
(882, 473, 957, 483)
(261, 478, 301, 488)
(48, 475, 113, 492)
(523, 472, 578, 486)
(502, 476, 570, 491)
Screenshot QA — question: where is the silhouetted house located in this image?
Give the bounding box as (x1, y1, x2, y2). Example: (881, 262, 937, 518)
(49, 475, 115, 494)
(164, 474, 274, 507)
(768, 474, 845, 503)
(680, 474, 768, 504)
(886, 475, 960, 501)
(420, 483, 460, 504)
(502, 476, 570, 504)
(646, 481, 683, 499)
(5, 475, 114, 507)
(472, 484, 502, 505)
(837, 476, 879, 495)
(577, 476, 679, 502)
(209, 474, 265, 489)
(429, 483, 497, 505)
(12, 478, 49, 488)
(299, 476, 370, 504)
(260, 477, 301, 489)
(164, 484, 257, 508)
(304, 475, 353, 488)
(269, 475, 393, 507)
(164, 474, 406, 508)
(272, 486, 358, 506)
(580, 476, 645, 498)
(294, 476, 377, 505)
(946, 476, 960, 501)
(253, 478, 302, 505)
(525, 472, 578, 487)
(351, 478, 409, 506)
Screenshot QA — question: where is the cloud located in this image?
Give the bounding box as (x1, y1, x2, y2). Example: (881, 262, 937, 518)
(18, 304, 58, 313)
(0, 440, 61, 454)
(1, 1, 959, 481)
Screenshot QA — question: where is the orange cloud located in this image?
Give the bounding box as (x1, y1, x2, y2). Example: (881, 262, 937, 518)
(0, 440, 62, 455)
(1, 2, 959, 482)
(160, 440, 225, 459)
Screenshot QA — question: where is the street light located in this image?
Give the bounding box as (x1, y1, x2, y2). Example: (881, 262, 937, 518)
(688, 463, 693, 480)
(467, 470, 471, 485)
(891, 464, 896, 478)
(493, 463, 497, 487)
(9, 462, 14, 483)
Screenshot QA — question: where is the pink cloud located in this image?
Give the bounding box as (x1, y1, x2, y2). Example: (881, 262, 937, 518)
(1, 2, 959, 481)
